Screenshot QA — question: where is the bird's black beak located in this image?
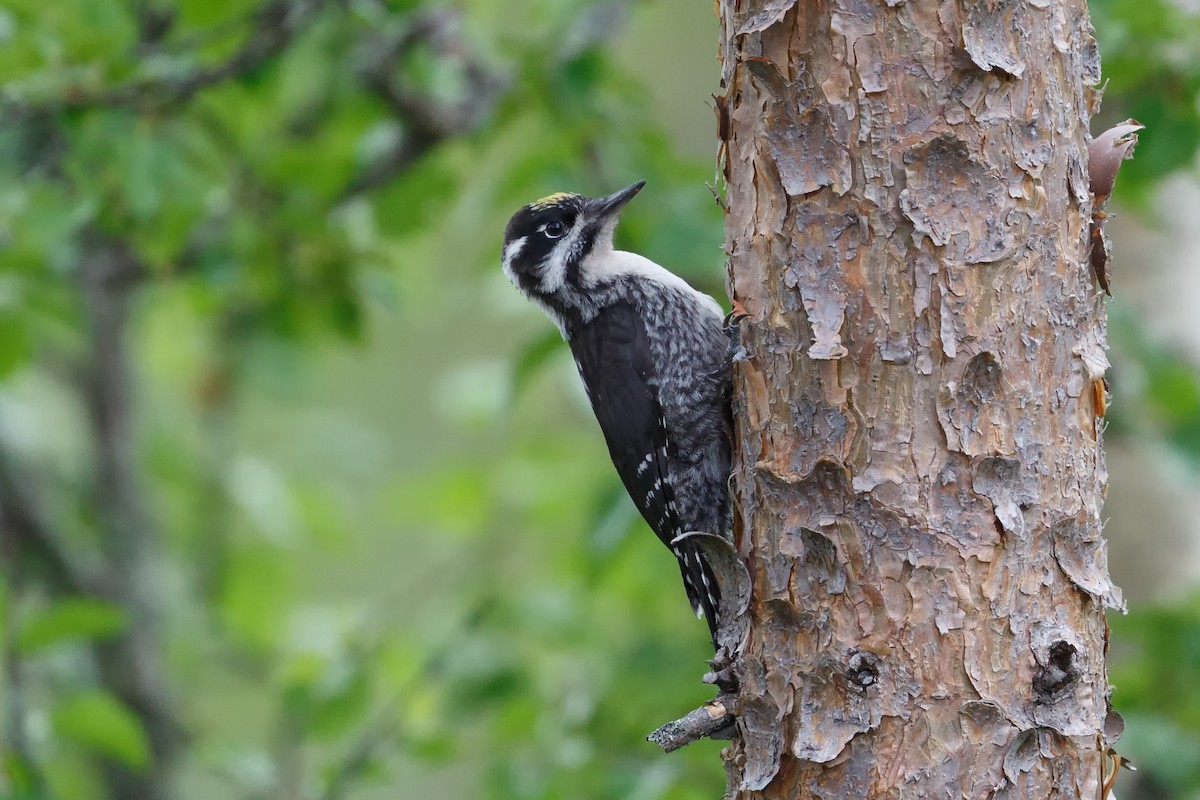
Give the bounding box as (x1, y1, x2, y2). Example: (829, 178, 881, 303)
(589, 181, 646, 220)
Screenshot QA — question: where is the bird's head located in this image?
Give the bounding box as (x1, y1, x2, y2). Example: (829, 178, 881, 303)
(501, 181, 645, 303)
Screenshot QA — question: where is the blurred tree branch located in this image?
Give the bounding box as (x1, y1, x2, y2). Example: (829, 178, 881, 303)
(0, 444, 98, 596)
(78, 229, 185, 800)
(318, 701, 400, 800)
(0, 465, 55, 796)
(2, 0, 329, 122)
(339, 9, 508, 200)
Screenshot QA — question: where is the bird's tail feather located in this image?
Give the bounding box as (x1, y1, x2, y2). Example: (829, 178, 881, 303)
(676, 540, 721, 650)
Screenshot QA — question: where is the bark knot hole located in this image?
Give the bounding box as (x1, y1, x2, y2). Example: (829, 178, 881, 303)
(1033, 640, 1079, 702)
(846, 650, 880, 690)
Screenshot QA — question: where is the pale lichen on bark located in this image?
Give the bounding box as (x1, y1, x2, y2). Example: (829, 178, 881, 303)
(717, 0, 1120, 795)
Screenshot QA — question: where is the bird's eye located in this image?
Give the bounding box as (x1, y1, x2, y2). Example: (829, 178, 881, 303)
(543, 221, 567, 239)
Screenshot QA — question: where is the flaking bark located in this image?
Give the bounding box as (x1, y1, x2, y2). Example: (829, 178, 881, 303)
(717, 0, 1120, 796)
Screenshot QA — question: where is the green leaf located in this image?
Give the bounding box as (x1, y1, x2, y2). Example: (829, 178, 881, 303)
(307, 667, 372, 740)
(53, 690, 150, 771)
(0, 314, 30, 378)
(218, 540, 294, 652)
(280, 650, 375, 741)
(2, 750, 39, 797)
(407, 732, 456, 763)
(18, 598, 128, 655)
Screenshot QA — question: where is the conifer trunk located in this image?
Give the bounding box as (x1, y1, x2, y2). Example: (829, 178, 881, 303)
(717, 0, 1122, 795)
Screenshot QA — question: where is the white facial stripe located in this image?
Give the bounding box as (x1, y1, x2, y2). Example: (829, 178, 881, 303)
(539, 222, 584, 295)
(501, 236, 527, 284)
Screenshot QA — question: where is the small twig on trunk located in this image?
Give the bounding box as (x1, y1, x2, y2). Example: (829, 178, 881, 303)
(646, 696, 735, 753)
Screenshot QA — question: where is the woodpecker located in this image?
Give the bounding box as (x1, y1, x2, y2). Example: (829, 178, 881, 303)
(501, 181, 732, 647)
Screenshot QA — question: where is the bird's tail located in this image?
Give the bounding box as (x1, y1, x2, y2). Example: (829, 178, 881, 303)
(676, 540, 721, 650)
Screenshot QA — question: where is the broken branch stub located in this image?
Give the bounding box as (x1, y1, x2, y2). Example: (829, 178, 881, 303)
(1088, 119, 1143, 295)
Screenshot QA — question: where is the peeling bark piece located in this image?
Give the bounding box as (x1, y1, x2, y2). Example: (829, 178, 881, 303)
(1103, 708, 1125, 748)
(1051, 515, 1125, 610)
(830, 10, 885, 94)
(745, 58, 853, 197)
(936, 351, 1016, 456)
(927, 455, 1003, 557)
(900, 135, 1016, 264)
(961, 701, 1017, 745)
(792, 648, 919, 765)
(793, 656, 882, 763)
(1091, 222, 1113, 296)
(736, 0, 800, 35)
(787, 528, 847, 598)
(963, 617, 1017, 716)
(1068, 154, 1090, 206)
(784, 205, 857, 359)
(736, 659, 786, 791)
(960, 702, 1018, 797)
(1010, 121, 1052, 179)
(1071, 326, 1110, 399)
(972, 456, 1037, 536)
(1002, 729, 1040, 785)
(852, 34, 886, 94)
(961, 0, 1027, 77)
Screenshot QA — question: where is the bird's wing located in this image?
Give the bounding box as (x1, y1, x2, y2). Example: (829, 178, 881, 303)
(569, 301, 682, 550)
(569, 302, 721, 644)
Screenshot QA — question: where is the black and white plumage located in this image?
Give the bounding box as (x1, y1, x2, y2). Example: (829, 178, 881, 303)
(501, 182, 732, 647)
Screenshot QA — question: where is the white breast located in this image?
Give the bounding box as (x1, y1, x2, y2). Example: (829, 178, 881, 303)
(581, 249, 725, 320)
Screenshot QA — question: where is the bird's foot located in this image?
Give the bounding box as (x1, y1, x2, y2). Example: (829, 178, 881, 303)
(723, 298, 750, 330)
(704, 644, 739, 694)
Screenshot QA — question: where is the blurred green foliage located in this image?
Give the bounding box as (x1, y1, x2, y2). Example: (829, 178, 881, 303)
(0, 0, 1196, 799)
(1110, 598, 1200, 797)
(1090, 0, 1200, 198)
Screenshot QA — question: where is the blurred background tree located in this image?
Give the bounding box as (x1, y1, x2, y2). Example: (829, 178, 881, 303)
(0, 0, 1196, 798)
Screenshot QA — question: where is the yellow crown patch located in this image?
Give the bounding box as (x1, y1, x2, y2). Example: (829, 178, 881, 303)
(531, 192, 578, 209)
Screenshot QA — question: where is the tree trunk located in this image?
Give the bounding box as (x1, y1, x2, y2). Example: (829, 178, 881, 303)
(717, 0, 1122, 797)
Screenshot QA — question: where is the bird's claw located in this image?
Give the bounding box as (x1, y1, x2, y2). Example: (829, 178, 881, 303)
(704, 645, 739, 693)
(723, 298, 750, 330)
